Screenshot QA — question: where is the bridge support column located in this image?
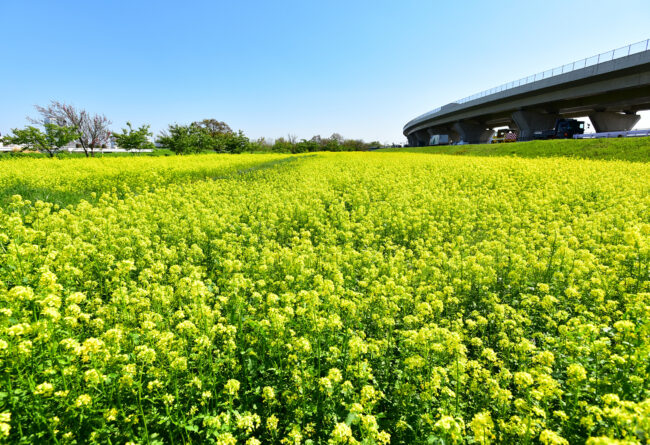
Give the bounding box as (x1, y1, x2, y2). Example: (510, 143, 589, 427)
(451, 121, 494, 144)
(407, 134, 417, 147)
(588, 112, 640, 132)
(511, 110, 558, 141)
(414, 130, 430, 146)
(426, 128, 437, 146)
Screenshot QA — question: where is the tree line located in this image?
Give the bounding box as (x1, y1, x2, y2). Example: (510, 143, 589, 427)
(2, 101, 382, 157)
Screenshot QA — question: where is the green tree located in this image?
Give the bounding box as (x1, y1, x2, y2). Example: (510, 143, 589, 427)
(112, 122, 155, 152)
(294, 139, 320, 153)
(222, 130, 250, 153)
(247, 137, 273, 152)
(156, 124, 201, 155)
(191, 124, 221, 152)
(157, 123, 251, 154)
(341, 139, 366, 151)
(193, 119, 233, 137)
(323, 137, 341, 151)
(272, 137, 293, 153)
(2, 123, 79, 157)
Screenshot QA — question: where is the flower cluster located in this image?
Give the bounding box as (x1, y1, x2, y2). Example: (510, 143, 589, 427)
(0, 152, 648, 443)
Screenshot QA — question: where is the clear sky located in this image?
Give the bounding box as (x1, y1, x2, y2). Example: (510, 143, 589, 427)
(1, 0, 649, 144)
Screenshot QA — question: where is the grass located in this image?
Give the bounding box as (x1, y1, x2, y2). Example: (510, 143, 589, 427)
(381, 136, 650, 162)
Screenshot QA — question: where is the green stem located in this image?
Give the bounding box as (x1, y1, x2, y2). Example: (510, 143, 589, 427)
(137, 384, 150, 444)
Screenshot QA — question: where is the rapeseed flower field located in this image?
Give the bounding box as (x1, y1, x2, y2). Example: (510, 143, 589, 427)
(0, 152, 648, 444)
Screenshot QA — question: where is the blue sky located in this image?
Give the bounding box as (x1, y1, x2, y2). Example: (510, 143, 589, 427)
(1, 0, 649, 144)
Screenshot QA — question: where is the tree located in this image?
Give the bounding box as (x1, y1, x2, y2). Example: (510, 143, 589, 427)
(112, 122, 155, 152)
(191, 119, 241, 152)
(157, 124, 201, 155)
(32, 101, 111, 157)
(323, 136, 341, 151)
(248, 137, 273, 152)
(190, 123, 223, 152)
(341, 139, 366, 151)
(222, 130, 250, 153)
(294, 139, 320, 153)
(193, 119, 233, 137)
(310, 135, 323, 146)
(3, 123, 79, 157)
(157, 123, 251, 154)
(272, 137, 293, 152)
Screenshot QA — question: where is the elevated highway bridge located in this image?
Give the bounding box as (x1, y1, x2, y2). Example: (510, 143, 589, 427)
(403, 40, 650, 145)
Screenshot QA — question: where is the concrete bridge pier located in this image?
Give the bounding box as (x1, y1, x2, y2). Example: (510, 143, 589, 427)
(414, 129, 430, 146)
(447, 128, 461, 144)
(451, 121, 494, 144)
(407, 134, 417, 146)
(588, 111, 640, 132)
(426, 128, 438, 145)
(511, 110, 558, 141)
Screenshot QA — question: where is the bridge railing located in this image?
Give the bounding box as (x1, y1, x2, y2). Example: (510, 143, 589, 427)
(456, 39, 650, 105)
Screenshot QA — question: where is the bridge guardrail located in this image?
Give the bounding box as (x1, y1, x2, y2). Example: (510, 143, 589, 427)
(415, 39, 650, 121)
(459, 39, 649, 104)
